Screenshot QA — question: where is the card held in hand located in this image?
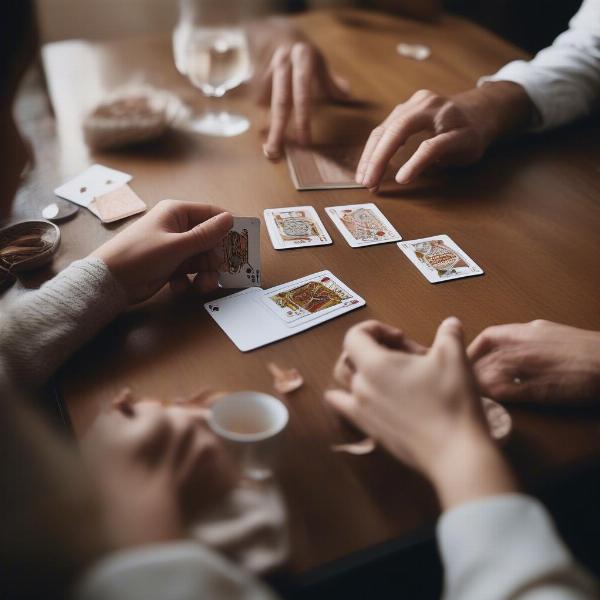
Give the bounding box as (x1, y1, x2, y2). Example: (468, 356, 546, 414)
(397, 234, 484, 283)
(218, 217, 261, 289)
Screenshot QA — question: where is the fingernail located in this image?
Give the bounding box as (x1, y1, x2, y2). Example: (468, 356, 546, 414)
(262, 144, 281, 160)
(443, 316, 461, 327)
(369, 185, 379, 194)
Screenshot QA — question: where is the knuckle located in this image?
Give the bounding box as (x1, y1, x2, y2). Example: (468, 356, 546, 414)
(157, 198, 177, 212)
(370, 125, 386, 140)
(420, 137, 438, 153)
(274, 96, 291, 110)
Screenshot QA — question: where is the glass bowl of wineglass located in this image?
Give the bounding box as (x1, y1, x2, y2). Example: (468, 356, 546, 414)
(173, 0, 253, 137)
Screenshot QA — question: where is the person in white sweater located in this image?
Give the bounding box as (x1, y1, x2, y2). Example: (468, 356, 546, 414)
(1, 2, 599, 600)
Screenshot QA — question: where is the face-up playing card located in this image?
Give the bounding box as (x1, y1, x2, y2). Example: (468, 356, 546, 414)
(218, 217, 261, 289)
(54, 164, 132, 208)
(205, 271, 365, 351)
(326, 203, 402, 247)
(260, 272, 361, 327)
(285, 143, 365, 190)
(264, 206, 332, 250)
(397, 235, 484, 283)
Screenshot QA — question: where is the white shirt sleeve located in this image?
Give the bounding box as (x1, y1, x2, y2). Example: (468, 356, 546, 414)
(437, 494, 598, 600)
(479, 0, 600, 131)
(73, 541, 279, 600)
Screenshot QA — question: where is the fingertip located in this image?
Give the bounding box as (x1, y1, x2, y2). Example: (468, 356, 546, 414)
(216, 211, 234, 230)
(395, 170, 410, 185)
(262, 143, 282, 160)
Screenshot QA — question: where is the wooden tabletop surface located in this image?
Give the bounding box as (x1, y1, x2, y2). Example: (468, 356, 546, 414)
(23, 8, 600, 574)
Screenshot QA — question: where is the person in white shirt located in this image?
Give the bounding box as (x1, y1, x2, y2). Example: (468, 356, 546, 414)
(260, 0, 600, 181)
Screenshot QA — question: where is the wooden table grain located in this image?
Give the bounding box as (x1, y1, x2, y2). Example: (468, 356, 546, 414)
(28, 8, 600, 574)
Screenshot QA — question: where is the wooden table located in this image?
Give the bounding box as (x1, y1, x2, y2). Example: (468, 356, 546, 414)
(23, 8, 600, 576)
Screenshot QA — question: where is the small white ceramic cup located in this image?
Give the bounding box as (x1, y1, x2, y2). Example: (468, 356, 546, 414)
(208, 391, 289, 480)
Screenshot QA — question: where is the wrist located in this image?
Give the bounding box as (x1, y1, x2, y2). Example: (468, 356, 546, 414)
(425, 424, 518, 511)
(453, 81, 534, 148)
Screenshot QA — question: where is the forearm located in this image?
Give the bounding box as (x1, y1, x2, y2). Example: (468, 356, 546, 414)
(479, 0, 600, 131)
(0, 257, 127, 393)
(453, 81, 535, 148)
(426, 426, 518, 511)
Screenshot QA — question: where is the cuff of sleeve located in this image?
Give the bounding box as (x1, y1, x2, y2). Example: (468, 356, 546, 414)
(42, 256, 128, 320)
(478, 61, 574, 132)
(437, 494, 588, 599)
(74, 541, 277, 600)
(0, 256, 128, 390)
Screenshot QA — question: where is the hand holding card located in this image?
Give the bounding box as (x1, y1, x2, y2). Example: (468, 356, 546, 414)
(92, 199, 233, 304)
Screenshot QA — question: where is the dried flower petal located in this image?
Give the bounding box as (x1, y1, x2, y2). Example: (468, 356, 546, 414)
(482, 397, 513, 442)
(267, 362, 304, 394)
(332, 437, 376, 455)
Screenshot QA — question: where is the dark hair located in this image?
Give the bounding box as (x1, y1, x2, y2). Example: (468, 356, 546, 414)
(0, 0, 36, 97)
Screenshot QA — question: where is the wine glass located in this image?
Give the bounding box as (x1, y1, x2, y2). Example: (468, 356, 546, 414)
(173, 0, 253, 137)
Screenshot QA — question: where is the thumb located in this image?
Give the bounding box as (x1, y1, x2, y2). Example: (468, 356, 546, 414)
(431, 316, 466, 360)
(176, 212, 233, 258)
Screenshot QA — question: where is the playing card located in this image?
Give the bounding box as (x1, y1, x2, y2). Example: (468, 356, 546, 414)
(397, 235, 484, 283)
(89, 184, 146, 223)
(54, 164, 132, 208)
(325, 203, 402, 247)
(264, 206, 332, 250)
(261, 271, 361, 327)
(285, 143, 365, 190)
(205, 271, 365, 351)
(218, 217, 261, 289)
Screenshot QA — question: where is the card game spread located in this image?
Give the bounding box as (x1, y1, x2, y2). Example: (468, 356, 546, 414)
(264, 206, 331, 250)
(285, 144, 365, 190)
(397, 235, 484, 283)
(205, 271, 365, 351)
(218, 217, 261, 289)
(326, 203, 402, 247)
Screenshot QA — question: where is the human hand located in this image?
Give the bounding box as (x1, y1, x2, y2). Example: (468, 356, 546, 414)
(259, 41, 351, 160)
(469, 319, 600, 405)
(325, 318, 517, 509)
(91, 199, 233, 304)
(356, 81, 533, 191)
(81, 398, 238, 550)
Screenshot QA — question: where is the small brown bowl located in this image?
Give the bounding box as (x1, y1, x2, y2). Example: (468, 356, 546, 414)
(0, 220, 61, 273)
